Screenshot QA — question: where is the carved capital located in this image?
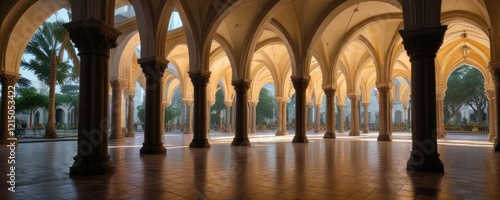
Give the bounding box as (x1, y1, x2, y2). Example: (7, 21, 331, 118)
(0, 74, 20, 86)
(183, 99, 193, 105)
(323, 88, 336, 97)
(110, 79, 128, 90)
(347, 93, 360, 101)
(376, 86, 391, 94)
(224, 100, 233, 107)
(362, 102, 370, 108)
(140, 57, 168, 84)
(232, 79, 251, 93)
(189, 71, 211, 87)
(291, 76, 310, 91)
(64, 18, 121, 56)
(399, 26, 447, 61)
(489, 61, 500, 84)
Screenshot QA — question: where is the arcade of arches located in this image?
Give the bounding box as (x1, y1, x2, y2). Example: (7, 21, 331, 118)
(1, 0, 500, 177)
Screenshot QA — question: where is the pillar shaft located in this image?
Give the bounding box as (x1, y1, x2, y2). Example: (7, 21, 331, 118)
(315, 105, 321, 133)
(250, 102, 257, 133)
(377, 84, 392, 141)
(184, 101, 193, 134)
(225, 104, 232, 132)
(436, 88, 446, 139)
(276, 100, 283, 136)
(400, 26, 446, 172)
(189, 71, 211, 148)
(323, 88, 336, 138)
(0, 74, 19, 144)
(110, 80, 127, 140)
(282, 101, 288, 135)
(487, 89, 496, 141)
(291, 76, 309, 143)
(127, 95, 135, 137)
(180, 104, 185, 131)
(363, 103, 370, 133)
(232, 80, 251, 146)
(338, 105, 345, 133)
(491, 63, 500, 151)
(348, 94, 360, 136)
(64, 18, 120, 175)
(139, 57, 168, 154)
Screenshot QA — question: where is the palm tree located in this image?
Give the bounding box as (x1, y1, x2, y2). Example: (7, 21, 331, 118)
(21, 20, 79, 138)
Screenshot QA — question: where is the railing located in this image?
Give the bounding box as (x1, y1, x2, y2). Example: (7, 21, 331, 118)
(445, 124, 489, 133)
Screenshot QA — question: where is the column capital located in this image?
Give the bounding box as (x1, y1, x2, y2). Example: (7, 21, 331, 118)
(347, 93, 360, 100)
(0, 73, 20, 85)
(337, 104, 346, 109)
(140, 57, 168, 79)
(224, 100, 233, 107)
(362, 102, 370, 108)
(110, 79, 128, 90)
(232, 79, 251, 93)
(323, 88, 336, 97)
(291, 76, 310, 91)
(489, 61, 500, 83)
(124, 89, 136, 97)
(64, 18, 121, 56)
(248, 101, 258, 107)
(189, 70, 211, 87)
(399, 26, 447, 61)
(183, 99, 193, 105)
(275, 97, 289, 103)
(307, 101, 315, 107)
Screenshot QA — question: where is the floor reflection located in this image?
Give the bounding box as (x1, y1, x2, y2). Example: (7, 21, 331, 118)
(1, 131, 499, 199)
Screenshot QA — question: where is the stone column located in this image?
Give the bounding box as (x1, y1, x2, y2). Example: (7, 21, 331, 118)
(403, 106, 408, 130)
(180, 104, 185, 131)
(323, 88, 336, 138)
(127, 94, 135, 137)
(275, 98, 284, 136)
(348, 94, 361, 136)
(315, 104, 321, 133)
(362, 102, 370, 133)
(436, 87, 446, 139)
(189, 71, 211, 148)
(400, 24, 446, 172)
(487, 89, 496, 141)
(338, 104, 345, 133)
(249, 101, 257, 133)
(377, 83, 392, 141)
(184, 100, 193, 134)
(110, 80, 127, 141)
(491, 63, 500, 151)
(232, 79, 251, 146)
(64, 18, 121, 175)
(225, 101, 233, 132)
(291, 76, 310, 143)
(0, 74, 19, 145)
(138, 57, 168, 154)
(282, 100, 289, 135)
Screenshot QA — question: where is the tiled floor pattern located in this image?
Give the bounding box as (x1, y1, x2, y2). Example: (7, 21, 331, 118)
(1, 131, 499, 200)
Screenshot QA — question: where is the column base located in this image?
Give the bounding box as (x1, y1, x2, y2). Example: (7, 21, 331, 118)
(323, 132, 336, 139)
(488, 134, 496, 142)
(275, 131, 285, 136)
(314, 130, 320, 133)
(292, 135, 309, 143)
(126, 131, 135, 137)
(495, 139, 500, 152)
(69, 155, 115, 176)
(437, 132, 446, 139)
(349, 131, 360, 136)
(407, 152, 444, 173)
(140, 143, 166, 154)
(251, 129, 257, 133)
(109, 134, 125, 141)
(44, 130, 58, 138)
(231, 138, 251, 146)
(338, 129, 344, 133)
(377, 134, 392, 141)
(363, 129, 370, 133)
(189, 139, 210, 148)
(184, 130, 193, 134)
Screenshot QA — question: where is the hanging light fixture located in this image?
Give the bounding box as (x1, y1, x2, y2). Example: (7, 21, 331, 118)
(460, 30, 470, 60)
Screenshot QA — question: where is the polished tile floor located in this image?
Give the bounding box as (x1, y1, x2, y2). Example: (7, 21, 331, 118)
(1, 131, 499, 200)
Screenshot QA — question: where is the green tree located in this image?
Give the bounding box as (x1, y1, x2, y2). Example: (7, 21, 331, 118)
(21, 20, 79, 138)
(15, 87, 49, 128)
(445, 65, 487, 123)
(210, 89, 225, 126)
(16, 77, 32, 88)
(256, 88, 276, 125)
(137, 105, 145, 123)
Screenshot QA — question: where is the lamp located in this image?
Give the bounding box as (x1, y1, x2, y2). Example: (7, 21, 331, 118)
(460, 30, 470, 60)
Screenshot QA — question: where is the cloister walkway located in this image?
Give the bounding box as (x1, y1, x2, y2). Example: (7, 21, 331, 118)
(1, 131, 498, 199)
